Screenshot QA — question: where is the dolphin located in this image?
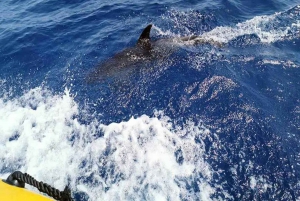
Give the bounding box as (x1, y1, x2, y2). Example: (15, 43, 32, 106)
(87, 24, 222, 83)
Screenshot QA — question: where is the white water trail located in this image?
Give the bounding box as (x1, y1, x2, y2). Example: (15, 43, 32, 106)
(0, 85, 219, 201)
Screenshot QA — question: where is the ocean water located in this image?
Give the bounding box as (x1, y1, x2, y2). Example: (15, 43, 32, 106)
(0, 0, 299, 200)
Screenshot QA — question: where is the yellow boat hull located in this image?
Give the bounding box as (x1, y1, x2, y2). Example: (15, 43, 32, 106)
(0, 179, 53, 201)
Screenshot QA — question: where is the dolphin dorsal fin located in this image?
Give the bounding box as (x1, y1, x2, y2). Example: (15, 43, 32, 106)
(138, 24, 152, 41)
(137, 24, 152, 50)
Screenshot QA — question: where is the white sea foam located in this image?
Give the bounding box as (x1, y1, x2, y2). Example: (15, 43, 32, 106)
(201, 9, 300, 44)
(157, 6, 299, 45)
(259, 59, 298, 68)
(0, 86, 217, 201)
(0, 87, 82, 189)
(248, 175, 271, 193)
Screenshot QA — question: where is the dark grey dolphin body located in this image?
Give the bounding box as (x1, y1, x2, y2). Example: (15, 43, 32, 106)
(87, 24, 221, 83)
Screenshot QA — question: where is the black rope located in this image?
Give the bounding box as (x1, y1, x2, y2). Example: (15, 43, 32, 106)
(9, 171, 73, 201)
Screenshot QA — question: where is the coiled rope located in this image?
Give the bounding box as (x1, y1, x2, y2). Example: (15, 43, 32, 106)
(6, 171, 73, 201)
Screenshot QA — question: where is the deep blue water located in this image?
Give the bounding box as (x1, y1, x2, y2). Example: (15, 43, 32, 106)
(0, 0, 299, 200)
